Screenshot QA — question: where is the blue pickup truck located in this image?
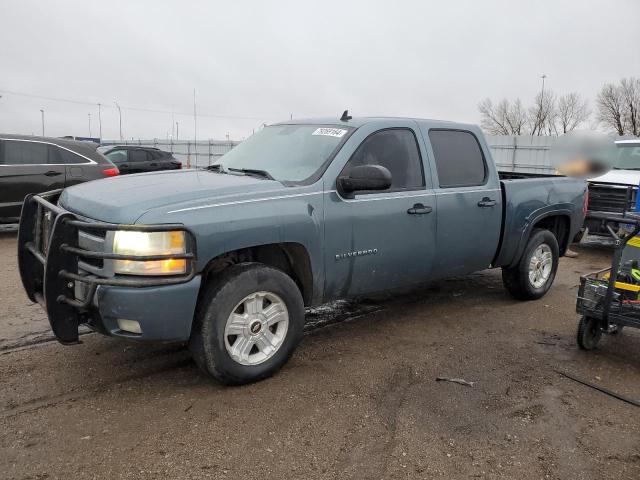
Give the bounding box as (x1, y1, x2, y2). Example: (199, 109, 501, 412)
(18, 115, 587, 384)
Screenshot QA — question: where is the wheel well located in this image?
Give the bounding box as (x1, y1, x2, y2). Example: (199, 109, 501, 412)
(532, 215, 570, 255)
(201, 243, 313, 306)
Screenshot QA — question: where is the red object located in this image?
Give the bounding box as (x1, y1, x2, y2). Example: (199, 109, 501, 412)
(583, 189, 589, 217)
(102, 167, 120, 177)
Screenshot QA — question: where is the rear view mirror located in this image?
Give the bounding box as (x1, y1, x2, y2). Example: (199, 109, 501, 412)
(337, 165, 392, 198)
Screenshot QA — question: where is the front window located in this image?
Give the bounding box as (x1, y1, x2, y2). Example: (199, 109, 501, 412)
(215, 124, 353, 183)
(105, 150, 127, 163)
(613, 145, 640, 170)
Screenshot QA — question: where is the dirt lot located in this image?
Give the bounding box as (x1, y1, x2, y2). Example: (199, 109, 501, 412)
(1, 231, 639, 480)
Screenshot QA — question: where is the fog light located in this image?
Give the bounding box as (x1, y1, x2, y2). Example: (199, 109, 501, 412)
(117, 318, 142, 334)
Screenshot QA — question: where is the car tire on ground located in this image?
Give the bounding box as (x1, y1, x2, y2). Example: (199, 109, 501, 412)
(502, 228, 559, 300)
(189, 263, 305, 385)
(577, 315, 602, 350)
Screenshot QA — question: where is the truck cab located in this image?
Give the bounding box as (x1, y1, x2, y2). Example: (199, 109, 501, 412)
(18, 116, 587, 384)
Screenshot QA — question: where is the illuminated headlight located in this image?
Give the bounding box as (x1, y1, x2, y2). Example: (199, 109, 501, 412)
(113, 230, 187, 276)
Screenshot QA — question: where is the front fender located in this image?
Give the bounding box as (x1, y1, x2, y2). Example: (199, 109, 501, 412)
(136, 187, 325, 302)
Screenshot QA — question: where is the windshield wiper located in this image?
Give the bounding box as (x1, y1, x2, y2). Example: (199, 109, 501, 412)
(228, 167, 275, 180)
(206, 164, 227, 173)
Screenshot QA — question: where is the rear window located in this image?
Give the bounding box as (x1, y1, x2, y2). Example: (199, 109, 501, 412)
(129, 150, 149, 163)
(57, 147, 88, 164)
(1, 140, 49, 165)
(429, 130, 487, 188)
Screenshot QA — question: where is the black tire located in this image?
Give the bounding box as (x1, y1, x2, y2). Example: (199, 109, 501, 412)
(577, 315, 602, 350)
(189, 263, 305, 385)
(502, 229, 559, 300)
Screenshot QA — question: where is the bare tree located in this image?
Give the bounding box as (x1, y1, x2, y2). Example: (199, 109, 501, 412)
(529, 90, 556, 136)
(620, 77, 640, 136)
(596, 82, 626, 135)
(505, 99, 527, 135)
(556, 92, 590, 133)
(478, 98, 527, 135)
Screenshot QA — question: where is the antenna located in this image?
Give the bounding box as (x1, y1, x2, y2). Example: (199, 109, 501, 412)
(340, 110, 352, 121)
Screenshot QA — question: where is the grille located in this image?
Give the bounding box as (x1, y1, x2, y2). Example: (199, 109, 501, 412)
(77, 229, 106, 271)
(588, 184, 636, 214)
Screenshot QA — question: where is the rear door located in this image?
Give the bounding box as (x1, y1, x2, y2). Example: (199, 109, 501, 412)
(127, 149, 152, 173)
(423, 129, 502, 278)
(0, 139, 66, 220)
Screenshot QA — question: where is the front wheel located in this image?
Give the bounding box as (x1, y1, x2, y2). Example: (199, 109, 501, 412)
(189, 263, 305, 385)
(577, 315, 602, 350)
(502, 229, 560, 300)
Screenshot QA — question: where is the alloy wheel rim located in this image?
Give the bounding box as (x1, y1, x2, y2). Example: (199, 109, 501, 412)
(528, 243, 553, 289)
(224, 291, 289, 366)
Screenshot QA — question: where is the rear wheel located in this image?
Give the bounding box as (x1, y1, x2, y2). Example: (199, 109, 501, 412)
(502, 229, 559, 300)
(577, 315, 602, 350)
(189, 263, 305, 385)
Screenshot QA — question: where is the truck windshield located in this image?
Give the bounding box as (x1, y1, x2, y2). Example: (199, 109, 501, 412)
(613, 145, 640, 170)
(214, 124, 353, 183)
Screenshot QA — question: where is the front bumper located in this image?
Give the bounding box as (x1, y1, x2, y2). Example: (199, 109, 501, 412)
(17, 190, 200, 344)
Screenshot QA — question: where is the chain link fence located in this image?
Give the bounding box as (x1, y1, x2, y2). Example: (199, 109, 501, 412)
(103, 135, 559, 173)
(101, 139, 240, 169)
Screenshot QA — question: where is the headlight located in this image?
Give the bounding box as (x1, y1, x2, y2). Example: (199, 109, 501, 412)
(113, 230, 187, 276)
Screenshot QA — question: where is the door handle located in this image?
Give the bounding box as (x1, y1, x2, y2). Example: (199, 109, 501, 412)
(407, 203, 433, 215)
(44, 170, 62, 177)
(477, 197, 497, 208)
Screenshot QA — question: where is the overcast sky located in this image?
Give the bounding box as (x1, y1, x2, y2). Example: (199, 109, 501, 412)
(0, 0, 638, 140)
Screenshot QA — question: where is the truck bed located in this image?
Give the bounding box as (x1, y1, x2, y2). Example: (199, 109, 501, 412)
(493, 174, 587, 268)
(498, 171, 560, 180)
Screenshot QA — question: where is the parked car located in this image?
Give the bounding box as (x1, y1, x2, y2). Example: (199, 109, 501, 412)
(585, 139, 640, 236)
(18, 116, 587, 385)
(100, 146, 182, 174)
(0, 134, 119, 223)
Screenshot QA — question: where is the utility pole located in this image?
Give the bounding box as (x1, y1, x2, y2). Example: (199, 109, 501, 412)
(193, 88, 197, 167)
(97, 103, 102, 140)
(114, 101, 122, 141)
(176, 122, 179, 141)
(40, 109, 45, 136)
(88, 113, 92, 137)
(540, 74, 547, 135)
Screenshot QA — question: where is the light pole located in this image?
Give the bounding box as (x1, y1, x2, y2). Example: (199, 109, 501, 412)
(88, 113, 92, 137)
(40, 109, 45, 136)
(97, 103, 102, 140)
(176, 122, 179, 141)
(114, 101, 122, 141)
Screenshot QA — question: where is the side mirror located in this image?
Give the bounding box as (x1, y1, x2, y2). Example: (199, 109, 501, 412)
(338, 165, 392, 197)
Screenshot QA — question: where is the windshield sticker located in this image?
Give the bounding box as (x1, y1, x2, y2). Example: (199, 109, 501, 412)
(312, 127, 348, 138)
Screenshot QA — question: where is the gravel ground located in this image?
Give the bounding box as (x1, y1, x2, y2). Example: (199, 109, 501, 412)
(1, 231, 639, 479)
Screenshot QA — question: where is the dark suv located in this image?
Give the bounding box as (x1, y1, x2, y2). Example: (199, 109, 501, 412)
(100, 146, 182, 174)
(0, 134, 119, 223)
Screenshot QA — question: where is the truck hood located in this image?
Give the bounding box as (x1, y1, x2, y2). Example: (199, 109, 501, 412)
(589, 169, 640, 187)
(59, 169, 284, 224)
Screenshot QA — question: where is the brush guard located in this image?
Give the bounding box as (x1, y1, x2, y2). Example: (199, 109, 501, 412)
(17, 190, 197, 344)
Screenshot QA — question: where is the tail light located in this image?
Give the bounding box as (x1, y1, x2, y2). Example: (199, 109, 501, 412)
(171, 161, 182, 169)
(103, 167, 120, 177)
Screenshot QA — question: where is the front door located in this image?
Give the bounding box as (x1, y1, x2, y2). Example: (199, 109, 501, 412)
(0, 139, 66, 220)
(323, 127, 437, 299)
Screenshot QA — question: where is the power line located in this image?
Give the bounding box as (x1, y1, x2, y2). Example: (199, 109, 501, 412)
(0, 88, 271, 121)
